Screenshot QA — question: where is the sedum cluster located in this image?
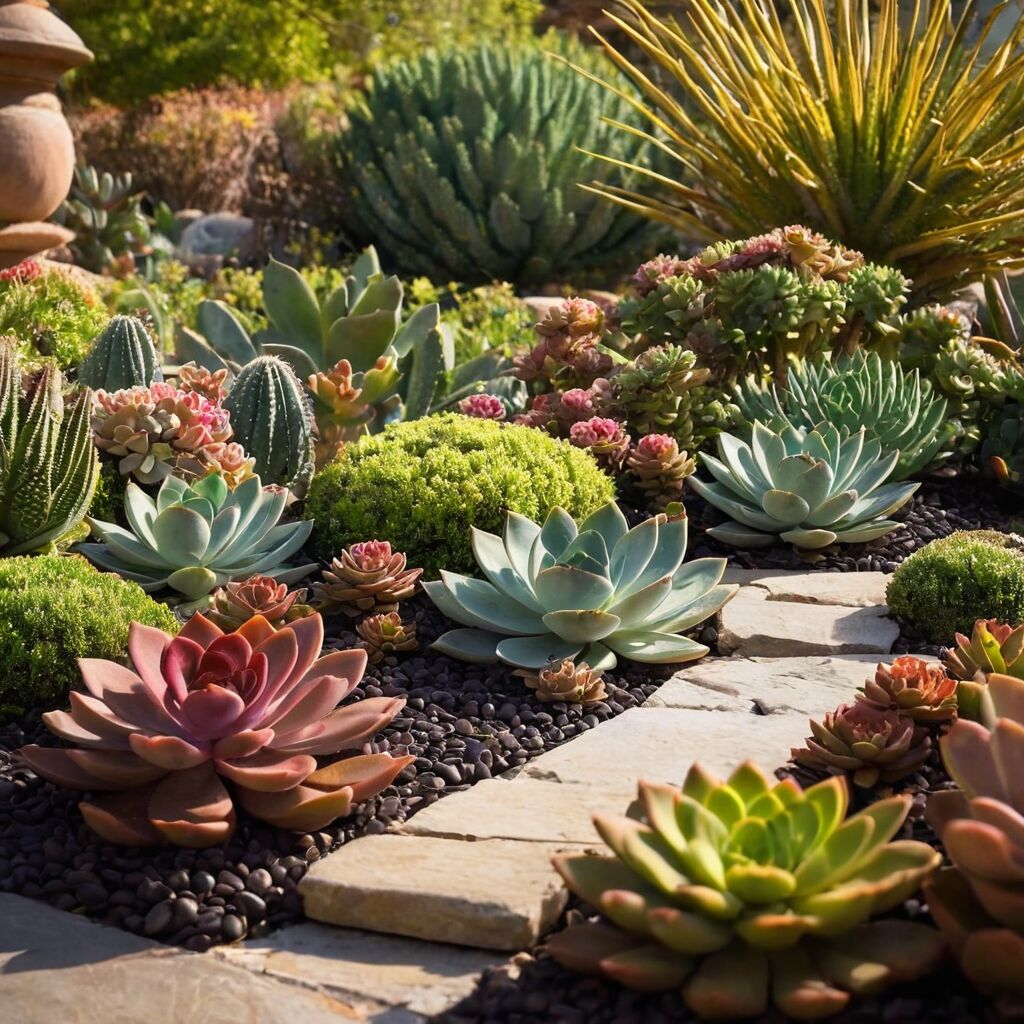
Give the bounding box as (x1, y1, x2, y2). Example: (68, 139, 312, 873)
(548, 761, 942, 1020)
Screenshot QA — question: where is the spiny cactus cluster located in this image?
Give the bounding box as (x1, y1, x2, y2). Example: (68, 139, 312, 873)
(335, 40, 656, 285)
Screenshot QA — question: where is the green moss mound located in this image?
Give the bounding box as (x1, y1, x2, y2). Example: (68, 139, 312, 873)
(886, 530, 1024, 643)
(306, 414, 617, 578)
(0, 554, 178, 720)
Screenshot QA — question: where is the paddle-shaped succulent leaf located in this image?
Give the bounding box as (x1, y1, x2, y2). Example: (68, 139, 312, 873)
(925, 673, 1024, 997)
(79, 472, 314, 601)
(17, 613, 413, 847)
(549, 762, 942, 1020)
(424, 502, 736, 671)
(0, 342, 99, 555)
(943, 619, 1024, 721)
(689, 422, 918, 551)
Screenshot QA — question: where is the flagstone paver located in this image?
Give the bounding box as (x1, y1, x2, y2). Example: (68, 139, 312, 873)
(722, 569, 890, 607)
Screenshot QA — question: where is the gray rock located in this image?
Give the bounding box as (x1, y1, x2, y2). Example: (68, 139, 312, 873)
(178, 212, 255, 258)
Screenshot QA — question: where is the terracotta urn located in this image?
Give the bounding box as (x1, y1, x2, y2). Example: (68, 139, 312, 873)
(0, 0, 92, 268)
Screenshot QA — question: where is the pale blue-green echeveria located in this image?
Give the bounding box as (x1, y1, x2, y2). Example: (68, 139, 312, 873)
(79, 473, 314, 601)
(689, 422, 919, 551)
(423, 502, 736, 671)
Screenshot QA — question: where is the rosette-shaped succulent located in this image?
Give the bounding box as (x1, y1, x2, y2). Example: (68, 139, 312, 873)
(313, 541, 423, 617)
(536, 298, 606, 340)
(857, 656, 958, 723)
(458, 394, 506, 421)
(549, 762, 943, 1020)
(569, 417, 631, 472)
(943, 619, 1024, 683)
(91, 381, 233, 485)
(925, 672, 1024, 997)
(791, 702, 931, 788)
(80, 473, 315, 601)
(513, 658, 607, 704)
(178, 362, 229, 404)
(196, 441, 256, 489)
(626, 434, 695, 511)
(690, 422, 918, 551)
(17, 613, 413, 847)
(733, 353, 951, 480)
(356, 612, 418, 664)
(514, 298, 614, 390)
(425, 501, 736, 671)
(632, 253, 691, 296)
(207, 575, 313, 632)
(612, 344, 713, 436)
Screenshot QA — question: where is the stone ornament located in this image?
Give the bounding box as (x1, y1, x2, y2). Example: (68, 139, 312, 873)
(0, 0, 92, 267)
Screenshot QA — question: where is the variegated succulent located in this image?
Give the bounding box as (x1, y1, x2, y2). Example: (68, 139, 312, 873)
(312, 541, 423, 617)
(689, 422, 918, 551)
(17, 613, 413, 846)
(791, 702, 931, 788)
(549, 762, 943, 1020)
(79, 473, 314, 601)
(425, 501, 736, 671)
(925, 672, 1024, 997)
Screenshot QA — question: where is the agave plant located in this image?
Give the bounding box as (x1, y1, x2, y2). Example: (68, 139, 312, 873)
(175, 248, 449, 424)
(925, 673, 1024, 997)
(17, 613, 413, 847)
(549, 762, 943, 1020)
(0, 341, 98, 555)
(573, 0, 1024, 297)
(79, 473, 314, 601)
(733, 353, 952, 480)
(424, 502, 736, 671)
(689, 422, 919, 550)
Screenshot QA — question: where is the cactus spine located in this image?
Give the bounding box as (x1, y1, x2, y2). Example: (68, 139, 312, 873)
(0, 341, 99, 554)
(223, 356, 314, 495)
(79, 315, 162, 391)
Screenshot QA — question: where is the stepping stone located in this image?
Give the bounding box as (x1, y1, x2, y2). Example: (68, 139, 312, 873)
(722, 569, 890, 608)
(301, 834, 572, 952)
(214, 922, 498, 1020)
(0, 894, 368, 1023)
(718, 587, 898, 657)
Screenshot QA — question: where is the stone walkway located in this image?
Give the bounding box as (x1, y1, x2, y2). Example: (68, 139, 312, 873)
(0, 571, 912, 1022)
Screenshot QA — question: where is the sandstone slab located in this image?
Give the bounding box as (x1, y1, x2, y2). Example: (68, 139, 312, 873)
(301, 834, 570, 952)
(718, 587, 898, 657)
(722, 569, 889, 607)
(0, 894, 370, 1023)
(215, 922, 497, 1020)
(394, 776, 625, 846)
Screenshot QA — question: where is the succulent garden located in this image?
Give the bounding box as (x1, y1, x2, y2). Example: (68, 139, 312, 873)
(5, 0, 1024, 1020)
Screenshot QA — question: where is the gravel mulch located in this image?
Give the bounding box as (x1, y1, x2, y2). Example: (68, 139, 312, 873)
(0, 595, 684, 951)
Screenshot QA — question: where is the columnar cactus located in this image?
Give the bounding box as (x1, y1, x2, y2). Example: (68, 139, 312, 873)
(223, 356, 314, 495)
(78, 315, 162, 392)
(0, 341, 99, 554)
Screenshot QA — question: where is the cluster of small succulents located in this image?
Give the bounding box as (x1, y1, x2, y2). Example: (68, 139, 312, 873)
(619, 227, 909, 385)
(425, 500, 736, 670)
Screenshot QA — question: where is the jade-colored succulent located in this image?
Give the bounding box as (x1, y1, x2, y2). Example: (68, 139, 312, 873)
(0, 342, 99, 555)
(549, 761, 943, 1020)
(925, 672, 1024, 998)
(17, 613, 413, 847)
(733, 353, 951, 480)
(356, 611, 418, 664)
(312, 540, 423, 618)
(79, 472, 314, 601)
(690, 422, 918, 551)
(857, 656, 957, 723)
(791, 702, 932, 789)
(425, 501, 736, 671)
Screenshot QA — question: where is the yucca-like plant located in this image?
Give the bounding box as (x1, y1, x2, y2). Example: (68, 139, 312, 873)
(733, 353, 952, 480)
(573, 0, 1024, 297)
(0, 341, 99, 555)
(549, 762, 943, 1020)
(336, 39, 656, 286)
(690, 422, 919, 550)
(425, 501, 736, 670)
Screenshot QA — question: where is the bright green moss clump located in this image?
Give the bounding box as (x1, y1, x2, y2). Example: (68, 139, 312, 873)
(306, 414, 617, 578)
(886, 530, 1024, 643)
(0, 555, 178, 720)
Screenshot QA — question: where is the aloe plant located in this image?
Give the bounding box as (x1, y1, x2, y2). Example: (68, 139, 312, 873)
(424, 501, 737, 670)
(690, 422, 919, 550)
(0, 342, 99, 555)
(175, 248, 450, 424)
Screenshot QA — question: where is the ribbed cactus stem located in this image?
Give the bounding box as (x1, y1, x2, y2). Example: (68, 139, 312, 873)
(78, 315, 162, 391)
(223, 356, 314, 495)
